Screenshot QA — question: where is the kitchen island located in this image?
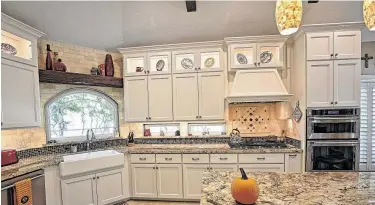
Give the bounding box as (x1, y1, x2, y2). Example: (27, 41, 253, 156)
(201, 171, 375, 205)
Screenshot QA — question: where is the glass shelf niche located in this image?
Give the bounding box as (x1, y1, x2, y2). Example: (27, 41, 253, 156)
(1, 30, 32, 61)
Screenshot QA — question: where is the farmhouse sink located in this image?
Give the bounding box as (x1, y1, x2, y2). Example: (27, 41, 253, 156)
(59, 150, 124, 177)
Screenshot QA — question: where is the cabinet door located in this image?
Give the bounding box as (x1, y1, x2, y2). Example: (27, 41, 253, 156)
(96, 169, 126, 205)
(239, 164, 284, 172)
(285, 153, 302, 172)
(172, 50, 198, 73)
(210, 164, 237, 171)
(198, 72, 224, 120)
(334, 31, 361, 60)
(124, 53, 147, 76)
(148, 51, 171, 75)
(148, 75, 173, 121)
(124, 76, 149, 122)
(198, 48, 223, 72)
(257, 43, 284, 67)
(306, 32, 334, 60)
(307, 61, 334, 107)
(131, 164, 157, 198)
(334, 59, 361, 107)
(1, 60, 41, 128)
(183, 164, 209, 199)
(61, 174, 97, 205)
(230, 44, 257, 69)
(173, 73, 199, 120)
(156, 164, 183, 199)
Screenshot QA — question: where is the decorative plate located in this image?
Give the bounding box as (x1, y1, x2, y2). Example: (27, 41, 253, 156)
(260, 51, 273, 64)
(292, 101, 303, 122)
(156, 59, 165, 71)
(181, 58, 194, 69)
(204, 57, 215, 68)
(236, 53, 248, 64)
(1, 43, 17, 55)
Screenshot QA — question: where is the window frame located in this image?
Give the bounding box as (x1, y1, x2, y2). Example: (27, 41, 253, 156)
(188, 122, 226, 136)
(44, 87, 119, 143)
(143, 123, 180, 137)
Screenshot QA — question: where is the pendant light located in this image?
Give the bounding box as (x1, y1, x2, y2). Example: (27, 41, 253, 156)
(275, 0, 303, 35)
(364, 0, 375, 31)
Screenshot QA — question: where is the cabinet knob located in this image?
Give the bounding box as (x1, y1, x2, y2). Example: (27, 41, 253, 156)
(97, 176, 99, 179)
(147, 70, 150, 74)
(254, 62, 257, 67)
(335, 53, 338, 57)
(196, 116, 198, 119)
(144, 70, 147, 74)
(199, 116, 202, 119)
(194, 67, 197, 71)
(257, 62, 260, 66)
(335, 102, 338, 104)
(330, 54, 334, 58)
(330, 102, 334, 104)
(149, 117, 151, 120)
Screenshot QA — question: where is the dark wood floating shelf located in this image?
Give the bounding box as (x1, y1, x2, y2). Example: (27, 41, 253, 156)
(39, 69, 123, 88)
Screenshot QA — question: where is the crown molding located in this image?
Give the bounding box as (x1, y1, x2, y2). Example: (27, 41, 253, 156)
(1, 13, 45, 38)
(224, 35, 290, 45)
(118, 40, 224, 54)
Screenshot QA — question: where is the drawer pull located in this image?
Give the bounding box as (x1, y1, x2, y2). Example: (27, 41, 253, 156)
(165, 158, 173, 161)
(219, 157, 228, 160)
(192, 158, 200, 161)
(289, 154, 297, 157)
(139, 157, 147, 160)
(257, 157, 266, 160)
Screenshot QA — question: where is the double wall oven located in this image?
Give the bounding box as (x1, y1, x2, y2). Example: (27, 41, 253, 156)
(306, 108, 360, 172)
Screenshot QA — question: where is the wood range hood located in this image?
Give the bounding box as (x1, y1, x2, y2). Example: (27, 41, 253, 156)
(226, 69, 293, 103)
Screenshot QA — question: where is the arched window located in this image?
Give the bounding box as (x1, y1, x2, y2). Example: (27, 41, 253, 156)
(45, 88, 119, 142)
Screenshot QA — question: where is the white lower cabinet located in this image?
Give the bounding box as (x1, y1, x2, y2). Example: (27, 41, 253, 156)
(285, 153, 302, 172)
(61, 169, 126, 205)
(239, 164, 285, 172)
(182, 164, 209, 199)
(131, 164, 158, 198)
(210, 164, 237, 171)
(156, 164, 183, 199)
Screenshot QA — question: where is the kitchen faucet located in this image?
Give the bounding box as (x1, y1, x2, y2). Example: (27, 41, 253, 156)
(86, 129, 96, 150)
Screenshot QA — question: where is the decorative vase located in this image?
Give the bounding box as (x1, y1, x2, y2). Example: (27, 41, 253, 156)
(104, 54, 114, 77)
(45, 44, 53, 70)
(99, 64, 105, 76)
(54, 59, 67, 72)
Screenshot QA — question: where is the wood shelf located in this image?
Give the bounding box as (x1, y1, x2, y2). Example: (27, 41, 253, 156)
(38, 70, 123, 88)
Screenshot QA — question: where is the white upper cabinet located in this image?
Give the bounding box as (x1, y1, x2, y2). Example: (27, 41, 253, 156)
(307, 61, 334, 108)
(333, 31, 361, 60)
(334, 59, 361, 107)
(173, 73, 199, 120)
(1, 59, 41, 128)
(124, 76, 149, 122)
(257, 43, 284, 67)
(147, 51, 171, 75)
(306, 32, 334, 61)
(198, 72, 225, 120)
(198, 48, 223, 72)
(307, 31, 361, 61)
(230, 43, 257, 69)
(172, 50, 198, 73)
(148, 75, 173, 121)
(124, 53, 147, 76)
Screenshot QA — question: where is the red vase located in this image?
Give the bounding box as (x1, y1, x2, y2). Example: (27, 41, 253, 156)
(45, 44, 53, 70)
(104, 54, 114, 77)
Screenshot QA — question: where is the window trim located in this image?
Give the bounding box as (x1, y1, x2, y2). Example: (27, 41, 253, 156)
(188, 122, 226, 136)
(44, 87, 119, 143)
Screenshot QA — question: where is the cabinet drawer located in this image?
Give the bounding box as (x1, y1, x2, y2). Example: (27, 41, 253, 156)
(210, 154, 237, 164)
(156, 154, 182, 163)
(183, 154, 209, 164)
(239, 154, 284, 164)
(131, 154, 155, 163)
(239, 164, 284, 172)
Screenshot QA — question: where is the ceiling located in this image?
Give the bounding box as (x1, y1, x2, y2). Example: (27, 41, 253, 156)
(1, 1, 372, 52)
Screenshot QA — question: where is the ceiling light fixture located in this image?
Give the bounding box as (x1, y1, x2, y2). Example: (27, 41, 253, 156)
(275, 0, 303, 35)
(364, 0, 375, 31)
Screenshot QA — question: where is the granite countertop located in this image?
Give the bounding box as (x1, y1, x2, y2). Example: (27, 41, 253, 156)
(1, 144, 301, 181)
(201, 171, 375, 205)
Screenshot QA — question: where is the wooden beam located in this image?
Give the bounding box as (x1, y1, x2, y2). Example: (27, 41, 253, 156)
(38, 70, 123, 88)
(186, 1, 196, 12)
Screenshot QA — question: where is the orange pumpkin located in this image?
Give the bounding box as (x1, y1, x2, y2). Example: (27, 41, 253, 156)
(231, 168, 259, 205)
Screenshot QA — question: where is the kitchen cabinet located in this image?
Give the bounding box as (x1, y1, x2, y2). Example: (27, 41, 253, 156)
(210, 164, 237, 171)
(172, 48, 223, 73)
(173, 72, 224, 121)
(183, 164, 209, 199)
(1, 59, 41, 128)
(156, 164, 183, 199)
(307, 60, 360, 108)
(229, 42, 284, 69)
(306, 31, 361, 61)
(147, 51, 171, 75)
(124, 53, 147, 76)
(131, 164, 158, 198)
(124, 75, 173, 122)
(285, 153, 302, 172)
(61, 169, 126, 205)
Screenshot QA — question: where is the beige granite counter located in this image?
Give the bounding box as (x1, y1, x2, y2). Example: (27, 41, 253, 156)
(1, 144, 301, 181)
(201, 171, 375, 205)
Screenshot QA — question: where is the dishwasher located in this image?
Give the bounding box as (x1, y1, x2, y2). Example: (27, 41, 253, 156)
(1, 169, 46, 205)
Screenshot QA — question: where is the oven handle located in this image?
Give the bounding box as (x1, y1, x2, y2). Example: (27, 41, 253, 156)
(309, 141, 359, 146)
(311, 118, 359, 123)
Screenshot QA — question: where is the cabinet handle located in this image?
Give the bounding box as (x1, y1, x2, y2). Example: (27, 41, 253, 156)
(144, 70, 147, 74)
(165, 157, 172, 161)
(139, 157, 146, 160)
(147, 70, 150, 74)
(257, 157, 266, 160)
(194, 67, 197, 71)
(153, 167, 155, 169)
(254, 62, 257, 67)
(257, 62, 260, 66)
(330, 102, 334, 105)
(335, 53, 338, 58)
(192, 158, 200, 161)
(335, 102, 338, 104)
(149, 117, 151, 120)
(196, 116, 198, 119)
(289, 154, 297, 157)
(219, 157, 228, 160)
(199, 116, 202, 119)
(207, 167, 210, 170)
(97, 176, 99, 179)
(156, 166, 159, 169)
(93, 177, 95, 180)
(330, 54, 334, 58)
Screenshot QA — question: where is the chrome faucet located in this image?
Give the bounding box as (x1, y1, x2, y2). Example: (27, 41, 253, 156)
(86, 129, 96, 150)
